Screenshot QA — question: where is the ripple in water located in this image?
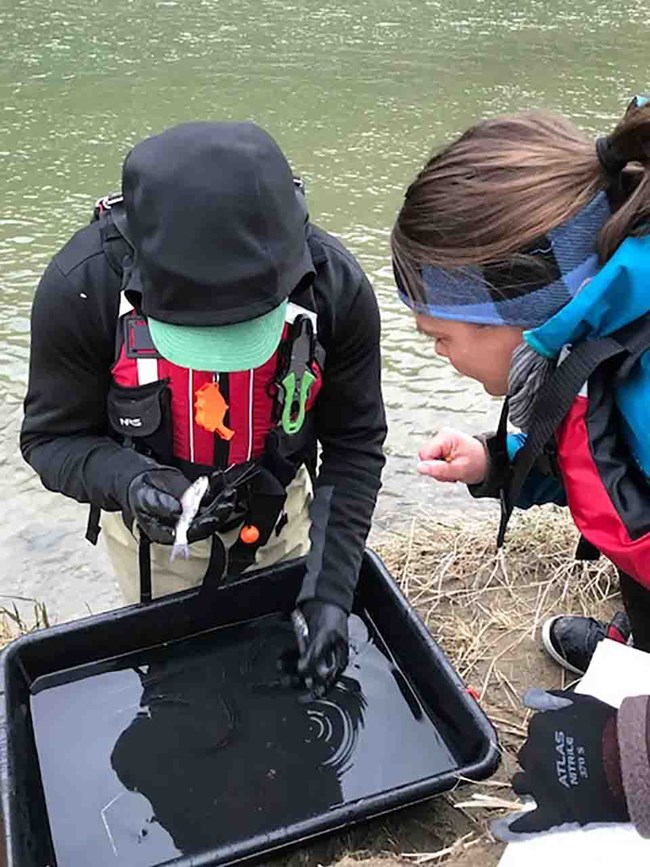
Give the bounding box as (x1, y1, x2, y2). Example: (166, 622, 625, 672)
(30, 610, 458, 865)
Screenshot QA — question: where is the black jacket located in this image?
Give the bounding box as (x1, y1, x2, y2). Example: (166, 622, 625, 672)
(21, 214, 386, 613)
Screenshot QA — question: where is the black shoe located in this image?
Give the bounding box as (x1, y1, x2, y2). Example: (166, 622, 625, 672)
(541, 612, 631, 675)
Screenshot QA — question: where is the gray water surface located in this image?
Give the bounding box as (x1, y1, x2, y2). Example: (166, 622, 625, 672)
(1, 0, 648, 621)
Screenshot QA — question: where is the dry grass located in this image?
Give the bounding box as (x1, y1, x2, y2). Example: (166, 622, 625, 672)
(0, 598, 49, 649)
(0, 609, 21, 649)
(0, 617, 15, 649)
(284, 506, 618, 867)
(0, 597, 51, 659)
(379, 505, 617, 696)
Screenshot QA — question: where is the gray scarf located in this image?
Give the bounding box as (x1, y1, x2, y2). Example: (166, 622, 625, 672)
(507, 341, 555, 431)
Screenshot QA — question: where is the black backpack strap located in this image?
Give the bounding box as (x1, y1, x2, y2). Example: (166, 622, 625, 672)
(614, 315, 650, 381)
(498, 315, 650, 547)
(110, 200, 131, 245)
(575, 535, 601, 561)
(97, 204, 132, 279)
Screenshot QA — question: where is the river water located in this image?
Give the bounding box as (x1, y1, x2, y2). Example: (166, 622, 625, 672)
(1, 0, 648, 622)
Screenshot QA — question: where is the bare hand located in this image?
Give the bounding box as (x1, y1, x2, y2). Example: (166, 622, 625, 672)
(417, 428, 487, 485)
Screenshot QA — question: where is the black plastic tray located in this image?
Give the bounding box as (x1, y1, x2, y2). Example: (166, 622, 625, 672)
(0, 550, 499, 866)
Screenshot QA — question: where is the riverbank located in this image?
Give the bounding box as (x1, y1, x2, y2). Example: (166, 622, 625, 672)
(0, 508, 618, 866)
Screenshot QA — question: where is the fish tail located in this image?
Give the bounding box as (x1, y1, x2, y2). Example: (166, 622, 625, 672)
(170, 543, 190, 563)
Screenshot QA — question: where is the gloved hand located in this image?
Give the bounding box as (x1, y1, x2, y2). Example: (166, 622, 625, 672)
(187, 484, 240, 541)
(491, 688, 629, 841)
(128, 467, 247, 546)
(127, 468, 190, 545)
(295, 600, 349, 695)
(188, 464, 257, 540)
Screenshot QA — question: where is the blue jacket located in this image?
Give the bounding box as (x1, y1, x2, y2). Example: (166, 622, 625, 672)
(509, 233, 650, 509)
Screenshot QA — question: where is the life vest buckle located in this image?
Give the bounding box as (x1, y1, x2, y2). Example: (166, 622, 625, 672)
(124, 315, 163, 359)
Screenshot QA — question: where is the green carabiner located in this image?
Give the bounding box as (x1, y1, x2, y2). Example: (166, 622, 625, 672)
(280, 369, 316, 435)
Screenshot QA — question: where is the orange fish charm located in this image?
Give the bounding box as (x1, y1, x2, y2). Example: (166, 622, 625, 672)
(194, 381, 235, 440)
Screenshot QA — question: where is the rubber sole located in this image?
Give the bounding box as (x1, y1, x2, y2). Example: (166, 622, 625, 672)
(540, 615, 586, 676)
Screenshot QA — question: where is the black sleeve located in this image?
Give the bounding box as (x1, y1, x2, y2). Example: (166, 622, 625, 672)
(468, 432, 567, 508)
(297, 273, 387, 614)
(20, 253, 156, 511)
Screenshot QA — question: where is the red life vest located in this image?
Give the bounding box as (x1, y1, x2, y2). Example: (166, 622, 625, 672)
(110, 298, 323, 473)
(556, 385, 650, 589)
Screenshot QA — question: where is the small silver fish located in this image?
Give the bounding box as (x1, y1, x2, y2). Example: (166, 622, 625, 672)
(291, 609, 310, 657)
(170, 476, 209, 562)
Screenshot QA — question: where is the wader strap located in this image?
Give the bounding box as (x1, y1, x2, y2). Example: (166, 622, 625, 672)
(228, 471, 288, 576)
(85, 505, 102, 545)
(138, 535, 152, 603)
(201, 536, 228, 590)
(498, 315, 650, 547)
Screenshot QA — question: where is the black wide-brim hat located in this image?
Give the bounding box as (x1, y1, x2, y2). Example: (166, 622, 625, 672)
(122, 121, 314, 371)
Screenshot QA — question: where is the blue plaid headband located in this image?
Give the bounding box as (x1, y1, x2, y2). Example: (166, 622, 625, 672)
(395, 191, 611, 328)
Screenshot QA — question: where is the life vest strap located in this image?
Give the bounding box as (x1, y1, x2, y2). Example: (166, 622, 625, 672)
(85, 505, 102, 545)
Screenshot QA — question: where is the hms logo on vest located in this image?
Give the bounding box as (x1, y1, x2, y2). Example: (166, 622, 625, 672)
(119, 417, 142, 428)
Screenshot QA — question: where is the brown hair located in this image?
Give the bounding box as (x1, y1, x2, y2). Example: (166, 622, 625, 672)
(391, 102, 650, 302)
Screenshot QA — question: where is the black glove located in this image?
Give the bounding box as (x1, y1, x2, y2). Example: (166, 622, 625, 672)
(295, 600, 349, 695)
(128, 467, 251, 546)
(126, 468, 190, 545)
(491, 688, 629, 841)
(188, 465, 255, 540)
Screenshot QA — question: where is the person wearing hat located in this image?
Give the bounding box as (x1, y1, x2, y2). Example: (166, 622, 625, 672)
(21, 121, 387, 692)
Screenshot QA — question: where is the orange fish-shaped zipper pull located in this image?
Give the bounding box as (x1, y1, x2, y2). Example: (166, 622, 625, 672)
(194, 381, 235, 440)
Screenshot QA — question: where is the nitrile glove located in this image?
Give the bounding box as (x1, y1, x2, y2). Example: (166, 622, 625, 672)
(296, 600, 349, 695)
(491, 688, 629, 841)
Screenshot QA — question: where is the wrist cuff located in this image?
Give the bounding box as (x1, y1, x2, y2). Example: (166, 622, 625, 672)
(467, 431, 511, 500)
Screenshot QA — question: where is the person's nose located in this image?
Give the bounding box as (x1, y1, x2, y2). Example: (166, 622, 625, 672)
(434, 341, 449, 359)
